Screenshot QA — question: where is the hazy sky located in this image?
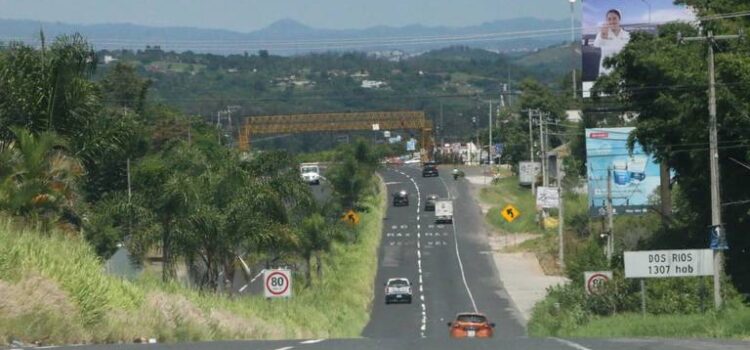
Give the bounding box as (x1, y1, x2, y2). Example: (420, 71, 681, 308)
(0, 0, 579, 31)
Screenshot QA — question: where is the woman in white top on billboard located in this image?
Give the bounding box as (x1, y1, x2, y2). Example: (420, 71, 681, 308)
(593, 9, 630, 76)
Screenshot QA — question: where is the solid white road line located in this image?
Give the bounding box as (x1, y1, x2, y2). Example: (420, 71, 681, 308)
(438, 175, 478, 313)
(552, 337, 594, 350)
(299, 339, 325, 344)
(273, 347, 295, 350)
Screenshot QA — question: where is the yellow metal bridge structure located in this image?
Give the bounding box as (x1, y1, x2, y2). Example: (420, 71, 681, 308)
(238, 111, 434, 157)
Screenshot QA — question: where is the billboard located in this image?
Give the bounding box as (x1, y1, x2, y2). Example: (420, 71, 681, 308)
(586, 127, 660, 217)
(582, 0, 696, 97)
(519, 161, 541, 186)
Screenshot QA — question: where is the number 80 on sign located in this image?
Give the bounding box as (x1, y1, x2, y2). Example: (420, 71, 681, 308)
(264, 269, 292, 298)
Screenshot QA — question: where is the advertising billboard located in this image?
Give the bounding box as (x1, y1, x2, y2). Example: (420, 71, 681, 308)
(519, 161, 541, 186)
(581, 0, 696, 97)
(586, 127, 660, 217)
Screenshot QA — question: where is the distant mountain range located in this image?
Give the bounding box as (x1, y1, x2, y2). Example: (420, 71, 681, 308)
(0, 17, 576, 56)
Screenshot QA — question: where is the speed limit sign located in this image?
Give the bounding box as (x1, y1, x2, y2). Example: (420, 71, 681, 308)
(584, 271, 612, 295)
(264, 269, 292, 298)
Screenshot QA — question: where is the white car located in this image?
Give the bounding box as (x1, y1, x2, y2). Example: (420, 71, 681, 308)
(300, 163, 321, 185)
(384, 277, 412, 304)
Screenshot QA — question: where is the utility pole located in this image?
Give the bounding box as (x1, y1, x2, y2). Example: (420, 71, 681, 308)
(569, 0, 577, 99)
(440, 101, 444, 146)
(606, 167, 614, 264)
(679, 30, 741, 310)
(539, 111, 547, 186)
(528, 109, 536, 195)
(488, 100, 493, 165)
(557, 157, 565, 269)
(126, 157, 132, 239)
(507, 66, 512, 107)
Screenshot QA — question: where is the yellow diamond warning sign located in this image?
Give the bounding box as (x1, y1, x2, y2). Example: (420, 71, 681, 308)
(501, 204, 521, 223)
(341, 210, 360, 225)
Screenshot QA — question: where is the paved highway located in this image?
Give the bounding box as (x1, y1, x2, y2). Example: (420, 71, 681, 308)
(51, 164, 748, 350)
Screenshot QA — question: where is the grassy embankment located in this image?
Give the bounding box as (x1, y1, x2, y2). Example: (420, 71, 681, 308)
(530, 304, 750, 339)
(478, 175, 588, 275)
(0, 180, 385, 345)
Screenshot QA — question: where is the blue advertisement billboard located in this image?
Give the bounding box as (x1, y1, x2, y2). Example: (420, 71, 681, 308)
(586, 127, 660, 217)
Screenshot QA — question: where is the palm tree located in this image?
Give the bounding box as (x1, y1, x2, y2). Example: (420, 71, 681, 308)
(0, 34, 98, 138)
(299, 212, 339, 286)
(0, 128, 82, 230)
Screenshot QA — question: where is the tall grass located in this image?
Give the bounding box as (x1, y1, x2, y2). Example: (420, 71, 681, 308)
(0, 179, 385, 345)
(565, 307, 750, 339)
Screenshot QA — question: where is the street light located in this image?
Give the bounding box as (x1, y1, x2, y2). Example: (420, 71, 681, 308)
(569, 0, 577, 99)
(640, 0, 652, 24)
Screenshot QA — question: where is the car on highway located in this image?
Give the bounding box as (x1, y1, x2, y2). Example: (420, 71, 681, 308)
(424, 194, 438, 211)
(300, 163, 321, 185)
(384, 277, 412, 304)
(392, 190, 409, 206)
(447, 312, 495, 338)
(422, 162, 439, 177)
(435, 199, 453, 224)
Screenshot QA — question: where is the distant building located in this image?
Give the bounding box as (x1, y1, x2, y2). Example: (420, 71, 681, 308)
(350, 70, 370, 79)
(565, 110, 582, 122)
(103, 55, 118, 64)
(361, 80, 386, 89)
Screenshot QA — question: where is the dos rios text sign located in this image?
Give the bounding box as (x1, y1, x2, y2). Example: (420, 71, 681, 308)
(624, 249, 713, 279)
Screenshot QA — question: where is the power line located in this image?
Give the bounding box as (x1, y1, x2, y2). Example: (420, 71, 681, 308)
(2, 10, 747, 52)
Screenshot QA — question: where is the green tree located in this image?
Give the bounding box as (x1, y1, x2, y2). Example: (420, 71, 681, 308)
(0, 128, 83, 231)
(0, 34, 98, 139)
(100, 62, 151, 116)
(598, 16, 750, 292)
(299, 212, 339, 286)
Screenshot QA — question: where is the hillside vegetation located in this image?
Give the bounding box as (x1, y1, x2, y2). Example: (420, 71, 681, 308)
(0, 178, 385, 345)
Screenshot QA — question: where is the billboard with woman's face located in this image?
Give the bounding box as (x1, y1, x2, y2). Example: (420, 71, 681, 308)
(581, 0, 696, 97)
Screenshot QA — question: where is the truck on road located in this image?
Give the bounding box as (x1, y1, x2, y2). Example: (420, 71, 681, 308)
(435, 199, 453, 224)
(300, 163, 321, 185)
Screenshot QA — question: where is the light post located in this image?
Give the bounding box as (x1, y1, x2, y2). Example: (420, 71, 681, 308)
(640, 0, 652, 24)
(569, 0, 577, 99)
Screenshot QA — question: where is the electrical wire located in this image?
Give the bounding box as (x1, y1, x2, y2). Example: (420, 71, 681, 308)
(2, 10, 747, 51)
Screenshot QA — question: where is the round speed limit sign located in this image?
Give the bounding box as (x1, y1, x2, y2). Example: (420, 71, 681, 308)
(584, 271, 612, 295)
(264, 269, 292, 298)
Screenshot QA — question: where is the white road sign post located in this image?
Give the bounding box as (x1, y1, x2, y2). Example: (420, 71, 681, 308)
(624, 249, 714, 278)
(584, 271, 612, 295)
(519, 161, 541, 186)
(264, 269, 292, 298)
(625, 249, 714, 315)
(536, 186, 560, 209)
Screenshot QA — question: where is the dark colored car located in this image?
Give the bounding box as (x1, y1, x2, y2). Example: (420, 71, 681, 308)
(393, 190, 409, 206)
(425, 194, 438, 211)
(422, 162, 439, 177)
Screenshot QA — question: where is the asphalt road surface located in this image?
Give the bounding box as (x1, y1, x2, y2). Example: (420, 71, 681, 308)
(50, 164, 749, 350)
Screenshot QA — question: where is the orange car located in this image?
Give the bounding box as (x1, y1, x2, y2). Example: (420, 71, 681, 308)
(447, 312, 495, 338)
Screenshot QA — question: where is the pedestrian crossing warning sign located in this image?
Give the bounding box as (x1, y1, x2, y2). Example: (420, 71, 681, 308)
(501, 204, 520, 223)
(342, 210, 360, 225)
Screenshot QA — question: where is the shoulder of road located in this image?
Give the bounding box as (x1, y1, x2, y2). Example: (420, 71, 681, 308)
(461, 167, 570, 324)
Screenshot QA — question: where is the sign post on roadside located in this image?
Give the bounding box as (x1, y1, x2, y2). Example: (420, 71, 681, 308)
(583, 271, 612, 295)
(264, 269, 292, 298)
(501, 204, 521, 223)
(624, 249, 714, 314)
(624, 249, 714, 278)
(536, 186, 560, 209)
